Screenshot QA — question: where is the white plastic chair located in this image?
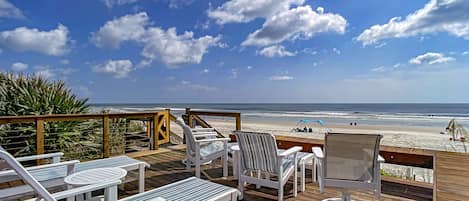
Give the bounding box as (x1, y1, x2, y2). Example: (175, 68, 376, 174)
(312, 133, 384, 201)
(175, 117, 229, 178)
(234, 131, 301, 201)
(0, 150, 120, 201)
(0, 147, 149, 200)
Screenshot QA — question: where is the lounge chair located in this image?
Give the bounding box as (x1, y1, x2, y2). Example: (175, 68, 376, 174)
(312, 133, 384, 201)
(175, 117, 229, 178)
(0, 147, 149, 200)
(234, 131, 301, 201)
(0, 150, 240, 201)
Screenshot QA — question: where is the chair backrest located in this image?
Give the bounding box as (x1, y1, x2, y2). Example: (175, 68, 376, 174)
(0, 150, 56, 201)
(234, 131, 280, 173)
(175, 117, 197, 154)
(324, 133, 382, 182)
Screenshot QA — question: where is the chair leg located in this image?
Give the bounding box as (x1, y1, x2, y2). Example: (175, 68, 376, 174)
(238, 176, 244, 200)
(278, 182, 284, 201)
(342, 191, 351, 201)
(138, 164, 145, 193)
(293, 166, 298, 197)
(301, 163, 305, 192)
(256, 170, 261, 189)
(223, 153, 228, 178)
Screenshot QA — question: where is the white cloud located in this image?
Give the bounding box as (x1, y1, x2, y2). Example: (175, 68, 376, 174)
(357, 0, 469, 45)
(0, 0, 24, 19)
(332, 47, 341, 55)
(201, 68, 209, 73)
(371, 66, 386, 72)
(247, 65, 253, 70)
(302, 48, 317, 55)
(0, 24, 70, 56)
(170, 80, 217, 92)
(230, 68, 238, 79)
(141, 27, 221, 67)
(11, 62, 28, 71)
(102, 0, 141, 8)
(258, 45, 296, 58)
(60, 59, 70, 65)
(269, 75, 294, 81)
(169, 0, 194, 8)
(33, 65, 74, 80)
(393, 63, 403, 68)
(207, 0, 305, 25)
(92, 59, 133, 78)
(93, 12, 221, 67)
(462, 51, 469, 55)
(409, 52, 454, 65)
(241, 5, 346, 46)
(91, 12, 149, 48)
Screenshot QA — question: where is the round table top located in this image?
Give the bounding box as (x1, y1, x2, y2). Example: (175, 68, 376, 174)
(64, 167, 127, 186)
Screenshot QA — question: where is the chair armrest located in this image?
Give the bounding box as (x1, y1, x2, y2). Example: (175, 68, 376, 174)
(278, 146, 302, 157)
(0, 160, 79, 177)
(194, 134, 218, 138)
(51, 180, 122, 200)
(16, 152, 64, 163)
(192, 132, 218, 135)
(195, 138, 231, 143)
(378, 155, 385, 163)
(192, 128, 216, 132)
(312, 147, 324, 159)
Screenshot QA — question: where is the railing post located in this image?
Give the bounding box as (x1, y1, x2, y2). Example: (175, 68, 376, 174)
(165, 108, 171, 141)
(186, 108, 193, 128)
(103, 115, 110, 158)
(235, 113, 241, 131)
(36, 118, 45, 155)
(153, 113, 159, 150)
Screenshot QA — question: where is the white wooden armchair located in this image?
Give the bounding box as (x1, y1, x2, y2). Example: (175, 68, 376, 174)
(175, 117, 229, 178)
(234, 131, 302, 201)
(313, 133, 384, 201)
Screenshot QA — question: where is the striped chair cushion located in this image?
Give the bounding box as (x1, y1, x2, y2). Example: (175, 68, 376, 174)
(234, 131, 281, 174)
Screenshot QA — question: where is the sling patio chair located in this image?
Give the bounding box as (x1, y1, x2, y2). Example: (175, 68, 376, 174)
(0, 149, 240, 201)
(0, 146, 149, 200)
(175, 117, 229, 178)
(234, 131, 302, 201)
(312, 133, 384, 201)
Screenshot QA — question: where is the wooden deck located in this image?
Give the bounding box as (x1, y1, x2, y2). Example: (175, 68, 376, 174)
(120, 145, 429, 201)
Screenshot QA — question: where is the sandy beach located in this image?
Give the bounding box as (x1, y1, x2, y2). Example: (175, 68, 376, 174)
(204, 118, 468, 153)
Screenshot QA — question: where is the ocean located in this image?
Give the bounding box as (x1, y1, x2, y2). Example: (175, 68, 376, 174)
(91, 103, 469, 128)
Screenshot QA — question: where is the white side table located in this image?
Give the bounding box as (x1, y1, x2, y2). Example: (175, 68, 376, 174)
(64, 168, 127, 201)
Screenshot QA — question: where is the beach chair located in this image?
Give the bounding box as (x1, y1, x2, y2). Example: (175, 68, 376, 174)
(175, 117, 229, 178)
(312, 133, 384, 201)
(0, 150, 240, 201)
(234, 131, 301, 201)
(0, 147, 149, 200)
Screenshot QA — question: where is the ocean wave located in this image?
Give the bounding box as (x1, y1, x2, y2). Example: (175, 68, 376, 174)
(243, 111, 469, 122)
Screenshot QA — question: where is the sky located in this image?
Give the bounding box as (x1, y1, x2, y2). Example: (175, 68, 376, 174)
(0, 0, 469, 103)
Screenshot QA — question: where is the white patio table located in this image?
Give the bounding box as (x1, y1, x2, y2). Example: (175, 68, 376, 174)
(64, 167, 127, 201)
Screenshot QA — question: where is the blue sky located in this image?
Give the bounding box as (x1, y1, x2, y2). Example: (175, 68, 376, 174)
(1, 0, 469, 103)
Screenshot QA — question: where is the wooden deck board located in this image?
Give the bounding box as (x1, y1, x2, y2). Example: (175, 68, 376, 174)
(119, 145, 427, 201)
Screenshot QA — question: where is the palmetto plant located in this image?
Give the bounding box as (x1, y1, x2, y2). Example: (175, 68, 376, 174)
(0, 72, 97, 158)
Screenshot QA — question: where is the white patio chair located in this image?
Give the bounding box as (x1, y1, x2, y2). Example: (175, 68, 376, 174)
(175, 117, 229, 178)
(312, 133, 384, 201)
(234, 131, 302, 201)
(0, 147, 149, 200)
(0, 150, 120, 201)
(1, 149, 240, 201)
